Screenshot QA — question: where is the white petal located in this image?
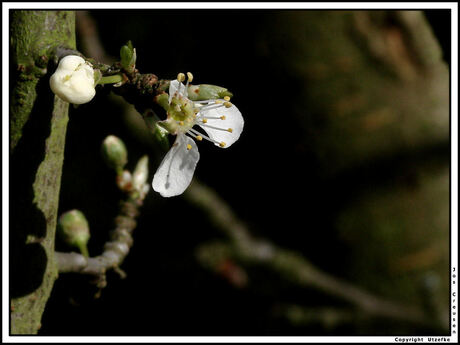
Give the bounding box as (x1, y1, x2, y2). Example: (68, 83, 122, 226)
(58, 55, 86, 71)
(49, 69, 95, 104)
(152, 134, 200, 197)
(198, 104, 244, 148)
(168, 80, 186, 103)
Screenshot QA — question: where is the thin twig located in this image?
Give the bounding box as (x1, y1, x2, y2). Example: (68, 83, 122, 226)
(55, 198, 141, 288)
(184, 179, 443, 329)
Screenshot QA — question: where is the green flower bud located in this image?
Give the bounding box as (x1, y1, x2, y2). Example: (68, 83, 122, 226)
(58, 210, 90, 257)
(101, 135, 128, 173)
(120, 40, 136, 73)
(186, 84, 233, 101)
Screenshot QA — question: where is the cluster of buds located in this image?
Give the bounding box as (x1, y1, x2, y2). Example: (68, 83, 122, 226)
(101, 135, 150, 200)
(57, 135, 150, 256)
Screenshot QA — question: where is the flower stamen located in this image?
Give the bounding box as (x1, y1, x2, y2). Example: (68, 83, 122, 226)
(193, 100, 217, 104)
(187, 128, 222, 147)
(177, 73, 185, 82)
(200, 123, 233, 132)
(198, 114, 225, 120)
(184, 72, 193, 97)
(176, 73, 186, 95)
(186, 72, 194, 83)
(197, 103, 226, 112)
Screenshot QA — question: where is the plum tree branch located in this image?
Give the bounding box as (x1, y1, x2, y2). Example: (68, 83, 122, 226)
(55, 155, 149, 291)
(55, 198, 140, 287)
(185, 180, 445, 329)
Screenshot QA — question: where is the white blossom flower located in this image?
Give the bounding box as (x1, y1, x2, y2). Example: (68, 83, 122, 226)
(152, 73, 244, 197)
(49, 55, 96, 104)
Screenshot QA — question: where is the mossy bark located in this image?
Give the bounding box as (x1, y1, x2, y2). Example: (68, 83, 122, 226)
(10, 10, 75, 334)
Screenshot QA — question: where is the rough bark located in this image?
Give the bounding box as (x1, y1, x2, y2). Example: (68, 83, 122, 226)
(10, 10, 75, 334)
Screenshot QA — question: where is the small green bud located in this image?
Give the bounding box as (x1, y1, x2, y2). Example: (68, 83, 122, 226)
(120, 45, 132, 67)
(187, 84, 233, 101)
(58, 210, 90, 257)
(101, 135, 128, 173)
(120, 40, 136, 73)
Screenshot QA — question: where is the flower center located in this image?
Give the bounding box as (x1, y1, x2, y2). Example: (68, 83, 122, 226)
(169, 72, 236, 149)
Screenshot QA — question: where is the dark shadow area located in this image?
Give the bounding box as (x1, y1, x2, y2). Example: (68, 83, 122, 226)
(9, 71, 56, 297)
(424, 10, 451, 65)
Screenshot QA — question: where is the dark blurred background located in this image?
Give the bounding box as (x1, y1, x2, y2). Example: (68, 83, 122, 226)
(39, 10, 451, 336)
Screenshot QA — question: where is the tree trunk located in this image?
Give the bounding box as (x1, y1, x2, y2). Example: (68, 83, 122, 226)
(262, 10, 450, 329)
(10, 10, 75, 334)
(263, 11, 448, 176)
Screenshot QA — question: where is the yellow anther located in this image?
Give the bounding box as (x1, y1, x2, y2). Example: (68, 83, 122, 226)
(202, 119, 208, 123)
(227, 128, 233, 133)
(64, 75, 71, 81)
(224, 102, 232, 108)
(196, 135, 203, 141)
(187, 72, 194, 82)
(179, 121, 184, 126)
(186, 144, 192, 150)
(223, 96, 231, 101)
(220, 115, 226, 120)
(219, 142, 226, 148)
(177, 73, 185, 82)
(215, 100, 223, 104)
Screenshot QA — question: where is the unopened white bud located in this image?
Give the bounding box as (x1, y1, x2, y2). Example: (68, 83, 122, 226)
(49, 55, 96, 104)
(132, 155, 149, 192)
